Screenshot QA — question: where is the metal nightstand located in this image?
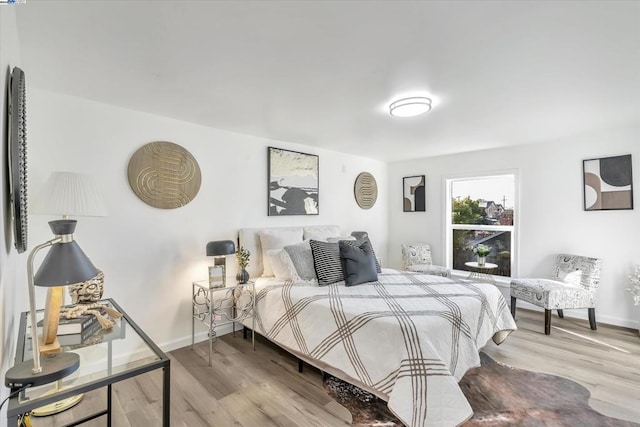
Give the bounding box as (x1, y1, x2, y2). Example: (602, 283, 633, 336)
(191, 280, 255, 366)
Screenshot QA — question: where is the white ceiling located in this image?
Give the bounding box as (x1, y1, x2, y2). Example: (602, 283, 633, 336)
(14, 1, 640, 162)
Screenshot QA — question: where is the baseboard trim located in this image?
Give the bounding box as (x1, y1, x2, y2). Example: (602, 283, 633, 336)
(161, 323, 235, 353)
(514, 301, 639, 330)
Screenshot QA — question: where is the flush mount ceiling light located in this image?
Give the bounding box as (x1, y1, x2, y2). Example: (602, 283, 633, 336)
(389, 96, 432, 117)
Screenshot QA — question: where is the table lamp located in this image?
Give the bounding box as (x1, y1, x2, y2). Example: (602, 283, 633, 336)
(32, 171, 107, 322)
(206, 240, 235, 288)
(25, 171, 106, 414)
(5, 219, 99, 389)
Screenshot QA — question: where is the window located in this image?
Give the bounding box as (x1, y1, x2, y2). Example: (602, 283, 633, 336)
(445, 172, 517, 278)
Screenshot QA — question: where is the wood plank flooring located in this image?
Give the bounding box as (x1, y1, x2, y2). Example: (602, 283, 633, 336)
(29, 309, 640, 426)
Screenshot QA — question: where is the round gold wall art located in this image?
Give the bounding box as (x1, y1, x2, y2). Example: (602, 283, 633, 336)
(354, 172, 378, 209)
(127, 141, 202, 209)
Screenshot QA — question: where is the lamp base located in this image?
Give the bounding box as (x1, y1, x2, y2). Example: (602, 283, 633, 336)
(39, 337, 61, 355)
(32, 390, 84, 416)
(4, 352, 80, 390)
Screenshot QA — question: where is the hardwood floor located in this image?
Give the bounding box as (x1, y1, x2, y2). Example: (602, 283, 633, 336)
(31, 309, 640, 426)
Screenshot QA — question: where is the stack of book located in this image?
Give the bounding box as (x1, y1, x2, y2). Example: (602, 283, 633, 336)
(29, 308, 106, 346)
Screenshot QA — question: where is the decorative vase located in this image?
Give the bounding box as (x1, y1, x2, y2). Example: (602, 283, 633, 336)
(477, 256, 486, 267)
(236, 268, 250, 284)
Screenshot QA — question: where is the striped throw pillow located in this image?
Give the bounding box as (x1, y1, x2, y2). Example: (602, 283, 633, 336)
(309, 240, 344, 286)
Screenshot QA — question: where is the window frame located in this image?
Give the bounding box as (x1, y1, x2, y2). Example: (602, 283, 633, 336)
(444, 169, 520, 281)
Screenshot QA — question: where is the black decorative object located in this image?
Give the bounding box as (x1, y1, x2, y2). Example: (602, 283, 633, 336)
(268, 147, 319, 216)
(8, 66, 28, 253)
(403, 175, 426, 212)
(236, 269, 250, 284)
(583, 154, 633, 211)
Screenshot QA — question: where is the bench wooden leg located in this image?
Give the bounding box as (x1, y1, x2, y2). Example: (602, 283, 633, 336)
(510, 297, 516, 318)
(544, 309, 551, 335)
(557, 309, 564, 319)
(298, 359, 304, 373)
(588, 308, 597, 330)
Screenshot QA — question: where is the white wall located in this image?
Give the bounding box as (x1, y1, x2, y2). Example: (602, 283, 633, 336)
(25, 88, 388, 352)
(0, 7, 25, 426)
(388, 125, 640, 329)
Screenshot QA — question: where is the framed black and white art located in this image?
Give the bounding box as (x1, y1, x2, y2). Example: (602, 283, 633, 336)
(268, 147, 319, 216)
(403, 175, 425, 212)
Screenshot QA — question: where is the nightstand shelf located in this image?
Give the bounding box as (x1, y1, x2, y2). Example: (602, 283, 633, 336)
(191, 280, 255, 366)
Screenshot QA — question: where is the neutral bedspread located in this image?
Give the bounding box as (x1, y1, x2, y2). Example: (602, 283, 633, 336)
(251, 269, 516, 427)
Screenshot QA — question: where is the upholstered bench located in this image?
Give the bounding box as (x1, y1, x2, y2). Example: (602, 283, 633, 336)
(510, 254, 602, 335)
(401, 242, 451, 278)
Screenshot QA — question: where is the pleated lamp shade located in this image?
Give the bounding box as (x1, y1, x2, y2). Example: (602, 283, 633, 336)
(32, 172, 107, 217)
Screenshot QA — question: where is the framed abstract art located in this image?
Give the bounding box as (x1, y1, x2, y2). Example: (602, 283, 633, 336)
(403, 175, 426, 212)
(583, 154, 633, 211)
(268, 147, 319, 216)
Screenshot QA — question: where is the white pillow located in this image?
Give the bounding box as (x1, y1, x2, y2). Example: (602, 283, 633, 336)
(303, 225, 341, 241)
(266, 249, 299, 281)
(259, 229, 304, 276)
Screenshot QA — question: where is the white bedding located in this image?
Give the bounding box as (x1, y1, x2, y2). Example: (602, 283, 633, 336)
(248, 269, 516, 427)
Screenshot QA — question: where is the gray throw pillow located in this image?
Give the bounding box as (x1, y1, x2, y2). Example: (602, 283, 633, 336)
(283, 240, 316, 281)
(354, 236, 381, 273)
(339, 240, 378, 286)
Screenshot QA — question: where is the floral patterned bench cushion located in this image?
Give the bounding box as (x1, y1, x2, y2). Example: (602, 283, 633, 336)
(510, 278, 596, 309)
(510, 254, 601, 310)
(407, 264, 451, 278)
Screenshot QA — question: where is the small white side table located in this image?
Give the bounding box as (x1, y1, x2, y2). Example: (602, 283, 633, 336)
(464, 261, 499, 284)
(191, 280, 255, 366)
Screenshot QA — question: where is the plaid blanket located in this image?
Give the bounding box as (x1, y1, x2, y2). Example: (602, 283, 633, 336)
(252, 270, 516, 426)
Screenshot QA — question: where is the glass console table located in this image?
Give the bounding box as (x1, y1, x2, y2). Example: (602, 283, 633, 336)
(6, 299, 170, 426)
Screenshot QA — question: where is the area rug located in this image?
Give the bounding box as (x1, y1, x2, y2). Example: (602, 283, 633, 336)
(322, 352, 639, 426)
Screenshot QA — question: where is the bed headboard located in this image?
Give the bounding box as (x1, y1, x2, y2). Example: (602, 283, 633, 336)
(238, 225, 340, 278)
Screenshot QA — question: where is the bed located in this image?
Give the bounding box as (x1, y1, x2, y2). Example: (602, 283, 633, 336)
(238, 226, 516, 427)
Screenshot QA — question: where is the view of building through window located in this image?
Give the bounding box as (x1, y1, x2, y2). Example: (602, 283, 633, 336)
(448, 174, 516, 277)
